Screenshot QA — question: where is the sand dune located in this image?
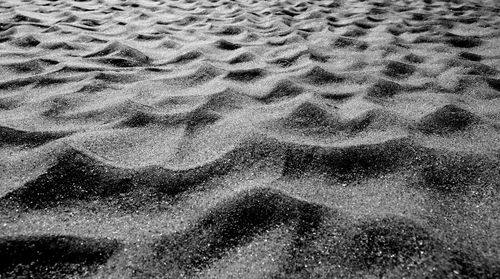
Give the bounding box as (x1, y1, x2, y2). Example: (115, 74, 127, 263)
(1, 0, 500, 278)
(151, 187, 325, 276)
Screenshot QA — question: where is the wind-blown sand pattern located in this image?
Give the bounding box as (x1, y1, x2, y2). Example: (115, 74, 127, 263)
(1, 0, 500, 278)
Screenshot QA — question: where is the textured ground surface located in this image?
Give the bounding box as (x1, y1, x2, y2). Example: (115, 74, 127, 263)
(1, 0, 500, 278)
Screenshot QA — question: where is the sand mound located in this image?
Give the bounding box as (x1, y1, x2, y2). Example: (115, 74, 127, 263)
(446, 58, 498, 76)
(0, 126, 70, 147)
(225, 68, 267, 82)
(383, 60, 417, 78)
(404, 53, 425, 64)
(269, 51, 306, 68)
(458, 51, 482, 62)
(347, 216, 436, 270)
(11, 35, 40, 48)
(299, 65, 345, 85)
(486, 78, 500, 92)
(259, 79, 305, 103)
(1, 59, 52, 74)
(282, 137, 419, 178)
(445, 34, 483, 48)
(3, 148, 134, 209)
(215, 25, 244, 36)
(227, 52, 256, 64)
(163, 63, 223, 87)
(83, 41, 150, 67)
(282, 101, 335, 128)
(421, 151, 500, 195)
(201, 88, 256, 113)
(168, 50, 204, 64)
(430, 250, 500, 279)
(367, 78, 404, 98)
(332, 36, 369, 51)
(342, 27, 367, 37)
(417, 104, 480, 134)
(153, 187, 325, 272)
(213, 39, 241, 51)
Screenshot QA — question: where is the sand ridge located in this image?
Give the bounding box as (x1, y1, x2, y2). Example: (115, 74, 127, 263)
(1, 0, 500, 278)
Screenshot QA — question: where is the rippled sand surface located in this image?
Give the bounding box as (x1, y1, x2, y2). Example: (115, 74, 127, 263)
(1, 0, 500, 278)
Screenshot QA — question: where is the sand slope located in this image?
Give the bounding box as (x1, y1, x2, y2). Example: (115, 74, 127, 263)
(1, 0, 500, 278)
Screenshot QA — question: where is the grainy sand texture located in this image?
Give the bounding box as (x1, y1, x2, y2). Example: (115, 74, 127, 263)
(1, 0, 500, 278)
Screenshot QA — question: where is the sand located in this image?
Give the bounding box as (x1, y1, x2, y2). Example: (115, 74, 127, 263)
(1, 0, 500, 278)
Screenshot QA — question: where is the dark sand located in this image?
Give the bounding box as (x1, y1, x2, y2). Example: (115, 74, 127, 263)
(1, 0, 500, 278)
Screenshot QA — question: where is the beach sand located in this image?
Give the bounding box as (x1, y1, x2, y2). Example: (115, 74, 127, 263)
(1, 0, 500, 278)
